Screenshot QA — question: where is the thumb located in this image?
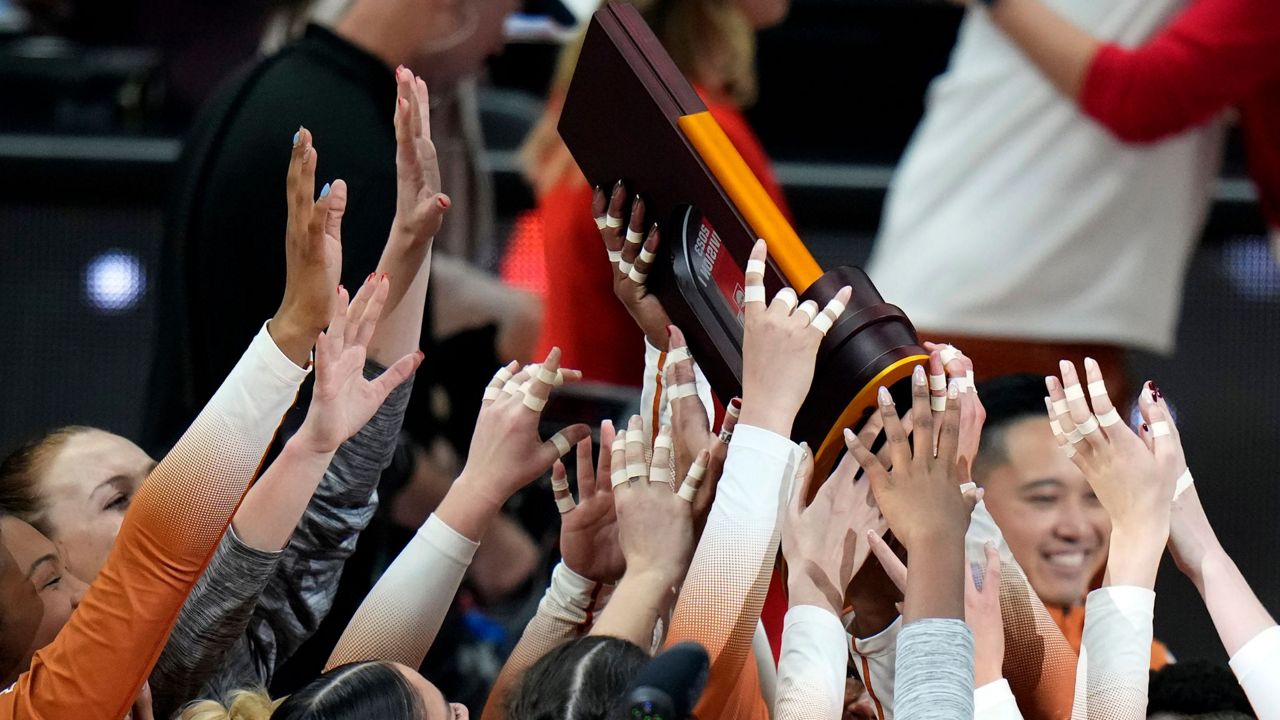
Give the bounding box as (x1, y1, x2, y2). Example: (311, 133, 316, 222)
(421, 192, 451, 237)
(325, 179, 349, 243)
(962, 485, 984, 515)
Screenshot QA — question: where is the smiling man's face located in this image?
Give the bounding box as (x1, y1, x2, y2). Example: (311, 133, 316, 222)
(980, 417, 1111, 607)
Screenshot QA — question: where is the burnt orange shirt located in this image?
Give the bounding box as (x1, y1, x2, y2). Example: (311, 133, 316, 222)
(1047, 603, 1172, 670)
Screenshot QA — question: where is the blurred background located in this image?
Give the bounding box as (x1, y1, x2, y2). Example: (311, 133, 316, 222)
(0, 0, 1273, 672)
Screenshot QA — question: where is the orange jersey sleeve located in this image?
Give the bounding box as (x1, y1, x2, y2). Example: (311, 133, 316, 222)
(0, 323, 305, 719)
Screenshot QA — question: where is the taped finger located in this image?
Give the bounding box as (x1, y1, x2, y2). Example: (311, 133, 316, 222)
(796, 300, 819, 325)
(677, 454, 707, 502)
(549, 431, 573, 457)
(774, 287, 798, 313)
(551, 463, 576, 514)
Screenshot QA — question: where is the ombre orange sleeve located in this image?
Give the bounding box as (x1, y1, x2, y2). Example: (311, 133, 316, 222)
(665, 425, 799, 720)
(0, 323, 306, 719)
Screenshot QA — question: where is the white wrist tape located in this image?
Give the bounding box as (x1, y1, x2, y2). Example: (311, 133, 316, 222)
(743, 286, 766, 304)
(638, 247, 656, 264)
(523, 394, 547, 412)
(930, 395, 947, 412)
(1064, 383, 1085, 401)
(746, 258, 767, 276)
(1087, 380, 1108, 398)
(605, 215, 624, 228)
(928, 374, 946, 391)
(607, 249, 622, 263)
(1096, 408, 1123, 427)
(1149, 421, 1171, 438)
(595, 215, 608, 230)
(665, 346, 691, 366)
(556, 495, 576, 513)
(1052, 398, 1070, 416)
(668, 383, 699, 400)
(626, 228, 644, 244)
(550, 431, 573, 457)
(1174, 469, 1194, 499)
(1076, 415, 1099, 436)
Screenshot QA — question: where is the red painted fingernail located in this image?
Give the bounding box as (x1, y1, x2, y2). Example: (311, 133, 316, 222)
(437, 196, 449, 209)
(1142, 423, 1149, 432)
(382, 272, 389, 281)
(730, 398, 742, 409)
(337, 284, 342, 294)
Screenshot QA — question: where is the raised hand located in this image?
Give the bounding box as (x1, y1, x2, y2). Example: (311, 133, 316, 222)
(295, 275, 424, 455)
(782, 447, 882, 616)
(923, 342, 986, 476)
(272, 127, 348, 366)
(454, 348, 591, 515)
(1045, 359, 1176, 588)
(390, 68, 449, 250)
(965, 543, 1004, 687)
(740, 239, 852, 437)
(610, 419, 696, 587)
(556, 421, 625, 584)
(594, 182, 671, 349)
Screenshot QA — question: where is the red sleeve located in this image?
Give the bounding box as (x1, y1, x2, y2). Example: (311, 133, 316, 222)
(1079, 0, 1280, 143)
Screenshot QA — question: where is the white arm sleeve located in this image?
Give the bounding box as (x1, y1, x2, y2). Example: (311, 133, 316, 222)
(1071, 586, 1154, 720)
(975, 679, 1025, 720)
(850, 615, 901, 720)
(775, 605, 847, 720)
(1229, 624, 1280, 719)
(325, 514, 479, 669)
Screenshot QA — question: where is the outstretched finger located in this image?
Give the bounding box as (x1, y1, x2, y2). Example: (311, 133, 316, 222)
(650, 425, 675, 489)
(521, 347, 562, 414)
(677, 448, 710, 503)
(368, 349, 424, 401)
(1082, 357, 1124, 436)
(743, 239, 768, 317)
(625, 224, 659, 286)
(788, 443, 817, 515)
(623, 415, 648, 485)
(483, 361, 519, 404)
(596, 419, 616, 496)
(575, 435, 596, 501)
(540, 424, 591, 476)
(867, 529, 907, 594)
(353, 275, 390, 349)
(551, 461, 576, 514)
(620, 194, 647, 272)
(1059, 360, 1105, 452)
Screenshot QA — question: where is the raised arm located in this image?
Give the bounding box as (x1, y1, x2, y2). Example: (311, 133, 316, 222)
(323, 349, 590, 670)
(0, 131, 345, 718)
(976, 0, 1280, 142)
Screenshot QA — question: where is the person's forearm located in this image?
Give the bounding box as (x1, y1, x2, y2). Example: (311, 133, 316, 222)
(1196, 548, 1277, 656)
(988, 0, 1100, 100)
(589, 570, 673, 648)
(230, 437, 336, 551)
(369, 243, 431, 364)
(434, 473, 506, 543)
(1104, 523, 1168, 590)
(902, 536, 965, 623)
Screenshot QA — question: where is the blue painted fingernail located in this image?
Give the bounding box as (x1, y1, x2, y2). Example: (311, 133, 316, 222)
(292, 129, 301, 146)
(319, 182, 331, 199)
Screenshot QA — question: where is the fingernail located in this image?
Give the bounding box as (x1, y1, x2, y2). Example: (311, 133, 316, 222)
(612, 179, 623, 194)
(730, 397, 742, 409)
(337, 284, 343, 294)
(1044, 375, 1056, 390)
(878, 386, 892, 405)
(319, 182, 331, 199)
(1142, 423, 1149, 432)
(913, 365, 925, 385)
(633, 193, 641, 204)
(292, 129, 301, 146)
(948, 379, 959, 399)
(843, 428, 854, 442)
(866, 529, 876, 540)
(437, 196, 449, 209)
(665, 326, 672, 338)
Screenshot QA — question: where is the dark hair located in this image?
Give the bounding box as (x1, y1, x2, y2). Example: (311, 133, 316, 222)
(0, 426, 94, 534)
(1147, 659, 1255, 718)
(971, 374, 1053, 483)
(507, 636, 649, 720)
(273, 661, 426, 720)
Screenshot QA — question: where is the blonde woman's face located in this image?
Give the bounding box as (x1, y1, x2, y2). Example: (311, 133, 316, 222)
(37, 430, 154, 583)
(736, 0, 789, 29)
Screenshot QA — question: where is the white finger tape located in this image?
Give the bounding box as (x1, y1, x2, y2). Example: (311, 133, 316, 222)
(483, 387, 500, 402)
(939, 345, 961, 367)
(626, 462, 647, 480)
(1067, 427, 1085, 444)
(638, 248, 656, 263)
(551, 473, 570, 492)
(823, 298, 847, 319)
(523, 394, 547, 412)
(649, 466, 671, 485)
(1087, 380, 1108, 398)
(626, 228, 644, 244)
(1174, 469, 1194, 499)
(687, 460, 706, 482)
(1077, 416, 1100, 436)
(653, 434, 673, 451)
(669, 383, 699, 400)
(797, 302, 819, 323)
(930, 395, 947, 412)
(928, 374, 946, 391)
(595, 215, 608, 230)
(1049, 419, 1064, 436)
(1052, 398, 1070, 416)
(556, 495, 576, 513)
(1063, 443, 1077, 458)
(618, 260, 633, 275)
(536, 365, 563, 386)
(746, 258, 767, 276)
(626, 429, 644, 445)
(743, 286, 766, 304)
(502, 380, 522, 396)
(1096, 408, 1122, 427)
(1064, 384, 1086, 401)
(607, 249, 622, 263)
(495, 366, 514, 383)
(775, 289, 798, 312)
(727, 402, 741, 419)
(550, 432, 572, 457)
(611, 467, 629, 488)
(665, 347, 692, 366)
(628, 267, 649, 284)
(605, 215, 624, 228)
(966, 370, 976, 391)
(677, 483, 698, 502)
(1149, 421, 1171, 438)
(810, 313, 834, 335)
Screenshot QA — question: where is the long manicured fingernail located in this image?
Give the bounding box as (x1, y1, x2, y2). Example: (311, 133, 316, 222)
(319, 182, 331, 198)
(878, 386, 892, 405)
(913, 365, 925, 385)
(843, 428, 855, 443)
